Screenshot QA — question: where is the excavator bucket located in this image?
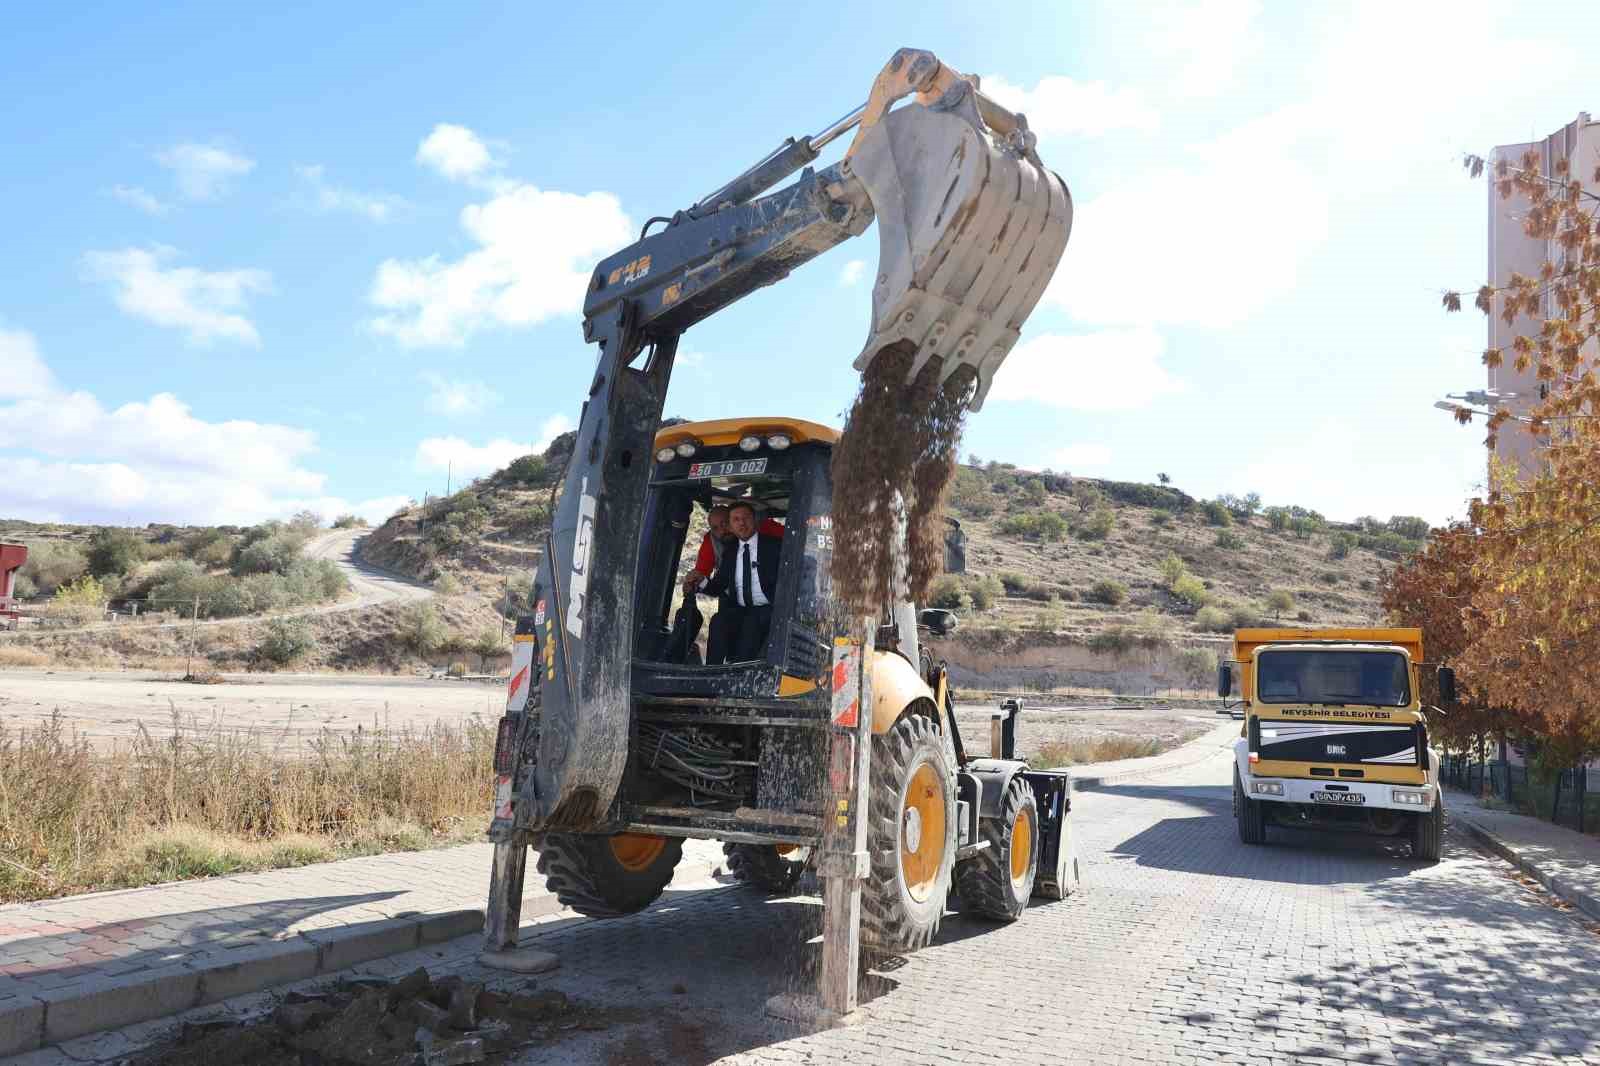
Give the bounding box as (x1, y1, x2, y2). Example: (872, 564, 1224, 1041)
(846, 64, 1072, 410)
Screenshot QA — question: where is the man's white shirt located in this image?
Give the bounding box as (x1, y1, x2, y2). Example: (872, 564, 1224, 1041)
(733, 534, 770, 607)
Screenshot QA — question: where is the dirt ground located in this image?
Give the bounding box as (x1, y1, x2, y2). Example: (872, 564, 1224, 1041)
(950, 700, 1222, 762)
(0, 668, 500, 748)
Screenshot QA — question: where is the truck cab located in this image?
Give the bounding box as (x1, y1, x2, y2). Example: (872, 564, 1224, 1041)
(1220, 627, 1454, 863)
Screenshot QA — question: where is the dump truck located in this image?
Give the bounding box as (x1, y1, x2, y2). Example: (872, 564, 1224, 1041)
(1219, 628, 1457, 862)
(480, 47, 1074, 989)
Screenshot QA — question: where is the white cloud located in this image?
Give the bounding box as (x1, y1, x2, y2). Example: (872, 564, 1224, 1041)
(369, 182, 631, 347)
(83, 246, 271, 347)
(983, 74, 1159, 138)
(416, 124, 495, 182)
(839, 259, 866, 286)
(987, 327, 1183, 410)
(421, 373, 496, 416)
(414, 415, 573, 479)
(156, 142, 254, 201)
(0, 328, 355, 526)
(1050, 443, 1113, 470)
(110, 185, 170, 215)
(0, 325, 56, 399)
(295, 164, 406, 222)
(1139, 0, 1264, 100)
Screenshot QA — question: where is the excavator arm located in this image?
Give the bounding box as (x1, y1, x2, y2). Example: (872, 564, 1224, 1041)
(497, 48, 1072, 836)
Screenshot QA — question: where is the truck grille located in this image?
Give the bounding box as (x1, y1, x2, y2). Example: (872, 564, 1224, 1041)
(1257, 722, 1418, 766)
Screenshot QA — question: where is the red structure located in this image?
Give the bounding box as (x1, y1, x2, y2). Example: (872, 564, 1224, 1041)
(0, 542, 27, 620)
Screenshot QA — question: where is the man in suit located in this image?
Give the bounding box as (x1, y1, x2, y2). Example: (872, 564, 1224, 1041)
(702, 501, 784, 664)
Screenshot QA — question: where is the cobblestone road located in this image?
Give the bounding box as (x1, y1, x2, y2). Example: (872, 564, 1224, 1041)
(52, 743, 1600, 1066)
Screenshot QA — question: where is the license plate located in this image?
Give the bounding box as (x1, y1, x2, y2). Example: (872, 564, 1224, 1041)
(1310, 791, 1365, 805)
(687, 458, 767, 479)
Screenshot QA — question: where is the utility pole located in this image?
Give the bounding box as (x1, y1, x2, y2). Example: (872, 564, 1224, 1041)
(185, 596, 199, 678)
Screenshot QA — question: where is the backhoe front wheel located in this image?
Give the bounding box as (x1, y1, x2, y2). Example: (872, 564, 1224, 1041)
(723, 843, 809, 894)
(863, 714, 957, 955)
(955, 774, 1039, 921)
(536, 832, 683, 918)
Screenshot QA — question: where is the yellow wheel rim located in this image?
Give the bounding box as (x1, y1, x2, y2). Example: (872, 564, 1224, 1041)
(609, 833, 667, 872)
(1010, 807, 1033, 887)
(900, 761, 947, 903)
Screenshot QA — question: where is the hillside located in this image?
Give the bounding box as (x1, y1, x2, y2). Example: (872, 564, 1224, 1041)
(351, 437, 1424, 694)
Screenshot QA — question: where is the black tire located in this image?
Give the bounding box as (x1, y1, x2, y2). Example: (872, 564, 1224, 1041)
(1234, 768, 1267, 845)
(1412, 797, 1444, 863)
(955, 775, 1039, 921)
(535, 832, 683, 918)
(862, 714, 957, 954)
(723, 843, 807, 894)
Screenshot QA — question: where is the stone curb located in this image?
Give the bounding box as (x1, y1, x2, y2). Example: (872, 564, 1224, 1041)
(1448, 804, 1600, 926)
(0, 856, 719, 1057)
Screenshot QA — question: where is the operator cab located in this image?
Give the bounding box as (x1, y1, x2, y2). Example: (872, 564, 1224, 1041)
(632, 418, 838, 700)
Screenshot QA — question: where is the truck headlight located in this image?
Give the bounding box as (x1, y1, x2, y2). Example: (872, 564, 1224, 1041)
(655, 447, 676, 463)
(766, 433, 791, 450)
(738, 435, 762, 452)
(1392, 789, 1428, 806)
(1252, 781, 1284, 796)
(675, 441, 698, 458)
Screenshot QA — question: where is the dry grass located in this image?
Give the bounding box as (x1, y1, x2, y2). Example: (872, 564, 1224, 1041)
(1032, 734, 1176, 768)
(0, 711, 493, 903)
(0, 646, 49, 668)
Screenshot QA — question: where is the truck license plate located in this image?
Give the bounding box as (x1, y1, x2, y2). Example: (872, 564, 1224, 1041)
(687, 458, 767, 479)
(1310, 791, 1364, 805)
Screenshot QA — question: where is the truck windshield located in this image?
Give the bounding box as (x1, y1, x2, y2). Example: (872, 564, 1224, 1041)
(1256, 650, 1410, 707)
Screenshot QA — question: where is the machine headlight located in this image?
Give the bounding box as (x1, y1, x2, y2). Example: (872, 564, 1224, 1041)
(766, 433, 792, 450)
(738, 435, 762, 452)
(1392, 789, 1427, 806)
(675, 441, 698, 458)
(655, 447, 677, 463)
(1252, 781, 1284, 796)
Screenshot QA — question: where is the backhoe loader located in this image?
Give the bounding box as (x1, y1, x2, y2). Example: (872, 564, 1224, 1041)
(483, 49, 1075, 967)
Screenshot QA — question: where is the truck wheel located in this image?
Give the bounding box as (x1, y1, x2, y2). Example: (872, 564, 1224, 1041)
(1412, 799, 1444, 863)
(723, 843, 807, 893)
(535, 832, 683, 918)
(954, 775, 1039, 921)
(1234, 768, 1267, 845)
(863, 714, 957, 954)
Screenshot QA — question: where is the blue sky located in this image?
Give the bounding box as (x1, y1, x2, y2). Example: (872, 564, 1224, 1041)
(2, 1, 1594, 527)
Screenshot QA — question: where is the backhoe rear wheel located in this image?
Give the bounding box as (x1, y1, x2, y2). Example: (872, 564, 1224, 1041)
(536, 832, 683, 918)
(723, 843, 808, 894)
(863, 713, 957, 955)
(955, 774, 1039, 921)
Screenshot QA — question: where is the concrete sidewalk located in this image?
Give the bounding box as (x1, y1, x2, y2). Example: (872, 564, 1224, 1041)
(0, 838, 722, 1056)
(1447, 786, 1600, 924)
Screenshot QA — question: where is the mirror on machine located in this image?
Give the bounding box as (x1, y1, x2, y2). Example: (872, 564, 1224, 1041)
(919, 608, 957, 637)
(1217, 661, 1233, 699)
(1436, 666, 1457, 705)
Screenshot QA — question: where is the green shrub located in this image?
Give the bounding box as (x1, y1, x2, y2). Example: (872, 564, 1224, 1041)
(332, 514, 367, 529)
(998, 571, 1030, 594)
(232, 532, 304, 576)
(1087, 579, 1127, 606)
(1171, 573, 1209, 608)
(508, 501, 552, 536)
(1202, 500, 1233, 527)
(927, 575, 972, 611)
(257, 617, 315, 665)
(54, 574, 106, 606)
(967, 575, 1003, 611)
(434, 573, 463, 596)
(1089, 627, 1135, 655)
(183, 529, 234, 568)
(1265, 506, 1290, 532)
(1195, 605, 1232, 633)
(86, 529, 146, 578)
(1386, 515, 1430, 540)
(1159, 553, 1187, 587)
(1214, 530, 1245, 550)
(1149, 512, 1172, 527)
(18, 541, 87, 596)
(1266, 589, 1295, 615)
(401, 603, 447, 656)
(1318, 570, 1340, 585)
(1021, 478, 1048, 503)
(1175, 646, 1219, 688)
(13, 572, 37, 599)
(1079, 506, 1115, 540)
(469, 628, 504, 670)
(1097, 480, 1193, 512)
(1072, 483, 1103, 514)
(1296, 609, 1315, 622)
(998, 510, 1068, 542)
(1329, 531, 1357, 559)
(1217, 492, 1261, 519)
(1229, 602, 1267, 628)
(504, 454, 550, 485)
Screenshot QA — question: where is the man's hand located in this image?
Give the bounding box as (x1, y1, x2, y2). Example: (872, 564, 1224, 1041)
(681, 571, 703, 594)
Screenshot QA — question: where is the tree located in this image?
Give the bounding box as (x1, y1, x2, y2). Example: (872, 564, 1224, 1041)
(469, 628, 504, 672)
(1073, 483, 1103, 514)
(86, 529, 145, 578)
(1157, 472, 1171, 485)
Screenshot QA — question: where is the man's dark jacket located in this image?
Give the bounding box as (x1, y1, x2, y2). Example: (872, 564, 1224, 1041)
(703, 532, 783, 607)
